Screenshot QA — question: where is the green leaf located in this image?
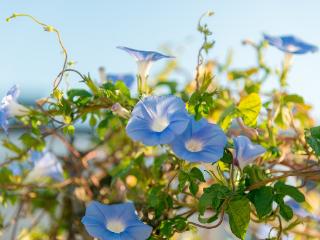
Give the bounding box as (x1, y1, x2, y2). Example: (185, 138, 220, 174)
(84, 75, 99, 94)
(237, 93, 261, 127)
(189, 167, 205, 182)
(226, 196, 250, 240)
(158, 217, 188, 238)
(67, 89, 92, 101)
(227, 67, 259, 81)
(218, 104, 237, 131)
(248, 186, 273, 219)
(274, 181, 305, 203)
(64, 125, 75, 136)
(151, 154, 167, 179)
(283, 94, 304, 104)
(310, 126, 320, 138)
(189, 181, 199, 196)
(52, 88, 63, 102)
(178, 171, 189, 192)
(2, 139, 23, 154)
(19, 133, 45, 151)
(305, 126, 320, 156)
(279, 203, 293, 221)
(147, 186, 173, 217)
(0, 168, 13, 184)
(198, 184, 230, 215)
(187, 91, 216, 120)
(115, 81, 131, 98)
(89, 114, 97, 127)
(243, 165, 268, 186)
(178, 168, 205, 196)
(220, 148, 233, 164)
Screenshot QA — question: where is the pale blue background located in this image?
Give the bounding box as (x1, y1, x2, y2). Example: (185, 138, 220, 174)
(0, 1, 319, 119)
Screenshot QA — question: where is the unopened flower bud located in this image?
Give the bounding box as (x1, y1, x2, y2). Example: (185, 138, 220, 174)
(111, 103, 130, 119)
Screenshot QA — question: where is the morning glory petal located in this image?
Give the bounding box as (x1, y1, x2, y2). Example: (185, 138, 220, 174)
(171, 117, 227, 163)
(126, 95, 189, 146)
(29, 150, 45, 164)
(26, 152, 64, 182)
(82, 201, 152, 240)
(6, 85, 20, 100)
(233, 135, 265, 168)
(0, 85, 28, 133)
(117, 46, 174, 62)
(81, 215, 114, 240)
(264, 34, 318, 54)
(0, 108, 9, 134)
(123, 224, 153, 240)
(118, 46, 174, 88)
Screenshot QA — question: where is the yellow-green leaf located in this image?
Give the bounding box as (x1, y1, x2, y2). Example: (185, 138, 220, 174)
(237, 93, 261, 127)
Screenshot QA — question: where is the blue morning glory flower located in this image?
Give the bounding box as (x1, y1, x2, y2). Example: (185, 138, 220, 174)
(117, 46, 174, 62)
(117, 46, 174, 92)
(107, 73, 135, 88)
(126, 95, 190, 146)
(170, 117, 227, 163)
(0, 85, 28, 133)
(8, 150, 63, 181)
(82, 201, 152, 240)
(26, 151, 64, 182)
(264, 34, 318, 54)
(233, 135, 265, 169)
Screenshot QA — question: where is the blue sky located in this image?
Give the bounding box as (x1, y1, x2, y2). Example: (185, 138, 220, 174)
(1, 1, 319, 119)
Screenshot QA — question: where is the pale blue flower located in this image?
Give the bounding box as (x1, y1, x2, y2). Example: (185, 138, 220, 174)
(8, 150, 63, 181)
(117, 46, 174, 62)
(126, 95, 189, 146)
(233, 135, 265, 168)
(170, 117, 227, 163)
(107, 73, 135, 88)
(82, 201, 152, 240)
(26, 151, 64, 182)
(0, 85, 28, 133)
(264, 34, 318, 54)
(117, 46, 174, 91)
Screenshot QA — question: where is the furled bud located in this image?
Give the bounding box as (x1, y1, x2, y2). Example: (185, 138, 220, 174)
(111, 103, 130, 119)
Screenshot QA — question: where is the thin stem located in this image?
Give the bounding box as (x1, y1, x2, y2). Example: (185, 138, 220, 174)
(6, 13, 68, 90)
(188, 198, 228, 229)
(246, 169, 320, 191)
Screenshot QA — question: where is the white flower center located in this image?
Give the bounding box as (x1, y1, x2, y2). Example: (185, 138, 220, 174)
(185, 139, 203, 152)
(106, 219, 125, 233)
(150, 117, 169, 132)
(286, 44, 299, 52)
